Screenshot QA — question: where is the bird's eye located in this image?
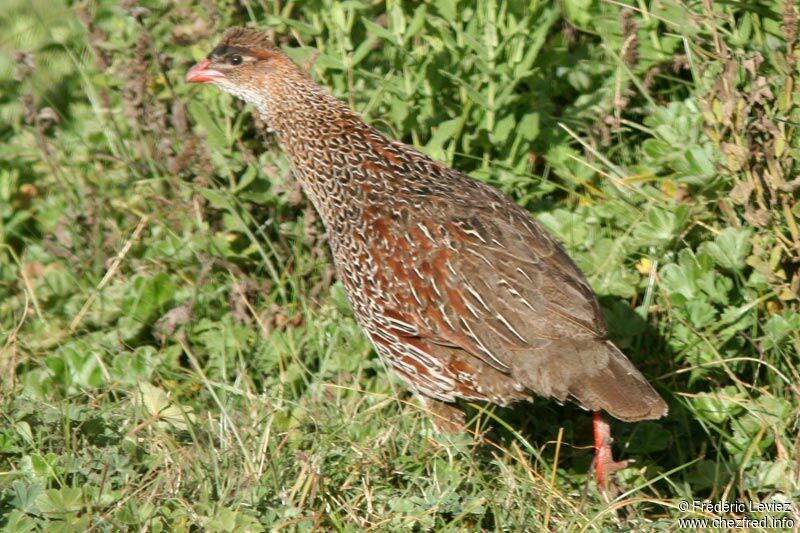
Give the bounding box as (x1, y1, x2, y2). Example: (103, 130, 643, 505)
(229, 54, 243, 66)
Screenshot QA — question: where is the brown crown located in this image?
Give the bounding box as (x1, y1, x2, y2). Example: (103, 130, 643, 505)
(217, 27, 277, 52)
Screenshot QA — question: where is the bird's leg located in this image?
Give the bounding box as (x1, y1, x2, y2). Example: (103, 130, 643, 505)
(418, 395, 466, 433)
(592, 411, 632, 497)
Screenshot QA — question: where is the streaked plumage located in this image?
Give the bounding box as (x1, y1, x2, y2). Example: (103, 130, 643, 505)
(186, 27, 667, 487)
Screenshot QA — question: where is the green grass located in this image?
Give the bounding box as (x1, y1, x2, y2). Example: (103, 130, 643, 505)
(1, 0, 799, 530)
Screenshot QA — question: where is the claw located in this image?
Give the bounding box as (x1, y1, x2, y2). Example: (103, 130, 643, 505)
(592, 411, 631, 496)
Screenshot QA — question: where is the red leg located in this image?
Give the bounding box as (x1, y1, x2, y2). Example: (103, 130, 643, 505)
(592, 411, 631, 494)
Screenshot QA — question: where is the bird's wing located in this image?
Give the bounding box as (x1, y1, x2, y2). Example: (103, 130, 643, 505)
(367, 195, 607, 374)
(360, 185, 666, 421)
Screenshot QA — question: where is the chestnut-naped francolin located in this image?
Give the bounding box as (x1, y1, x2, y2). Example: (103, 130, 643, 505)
(186, 27, 668, 492)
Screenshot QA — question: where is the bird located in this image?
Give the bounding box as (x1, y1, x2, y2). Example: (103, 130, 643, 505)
(185, 27, 668, 493)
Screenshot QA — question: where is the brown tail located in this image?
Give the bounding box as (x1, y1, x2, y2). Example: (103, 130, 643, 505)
(568, 341, 668, 422)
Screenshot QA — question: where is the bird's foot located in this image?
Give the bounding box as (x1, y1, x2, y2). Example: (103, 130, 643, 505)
(592, 411, 632, 499)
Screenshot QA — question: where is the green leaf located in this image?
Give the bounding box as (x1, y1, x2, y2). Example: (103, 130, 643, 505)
(425, 116, 464, 160)
(351, 35, 379, 66)
(518, 112, 540, 142)
(11, 480, 44, 515)
(263, 16, 321, 37)
(625, 421, 672, 453)
(691, 386, 744, 424)
(563, 0, 594, 27)
(137, 382, 196, 431)
(660, 264, 697, 303)
(682, 299, 718, 328)
(36, 487, 83, 514)
(199, 187, 234, 210)
(676, 145, 716, 185)
(747, 461, 790, 490)
(123, 273, 175, 324)
(404, 5, 428, 43)
(696, 271, 732, 304)
(491, 114, 515, 144)
(363, 18, 400, 46)
(433, 0, 457, 20)
(2, 509, 39, 532)
(439, 70, 489, 109)
(702, 228, 752, 272)
(388, 5, 406, 39)
(633, 206, 682, 246)
(642, 138, 671, 160)
(686, 460, 733, 491)
(233, 166, 257, 193)
(762, 311, 800, 349)
(188, 100, 228, 151)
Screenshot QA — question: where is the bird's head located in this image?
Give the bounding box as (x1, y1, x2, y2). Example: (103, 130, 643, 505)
(185, 27, 296, 108)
